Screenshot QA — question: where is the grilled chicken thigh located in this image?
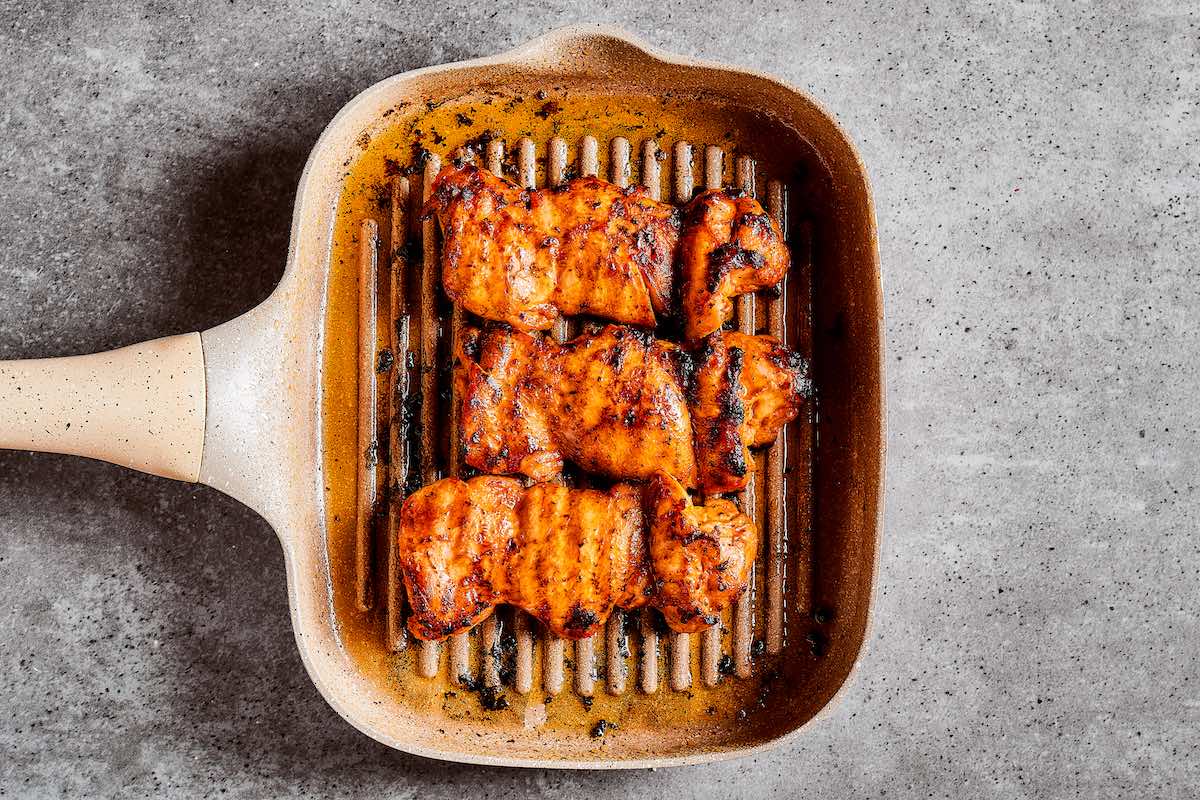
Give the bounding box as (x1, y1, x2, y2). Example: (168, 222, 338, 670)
(549, 176, 677, 323)
(459, 324, 697, 486)
(727, 331, 811, 446)
(397, 476, 754, 640)
(678, 190, 790, 340)
(552, 326, 696, 483)
(427, 164, 680, 331)
(428, 164, 559, 331)
(428, 165, 789, 335)
(397, 475, 522, 641)
(508, 482, 650, 638)
(688, 330, 810, 493)
(646, 471, 757, 633)
(456, 326, 562, 481)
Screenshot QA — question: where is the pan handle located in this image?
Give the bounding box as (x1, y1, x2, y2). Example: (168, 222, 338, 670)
(0, 333, 205, 481)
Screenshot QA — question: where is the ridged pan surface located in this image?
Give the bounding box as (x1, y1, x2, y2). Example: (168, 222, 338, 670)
(312, 26, 881, 767)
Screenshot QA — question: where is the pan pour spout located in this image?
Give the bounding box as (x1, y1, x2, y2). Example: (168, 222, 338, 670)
(397, 472, 755, 640)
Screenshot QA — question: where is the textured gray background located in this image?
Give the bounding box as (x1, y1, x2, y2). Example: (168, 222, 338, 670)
(1, 1, 1197, 797)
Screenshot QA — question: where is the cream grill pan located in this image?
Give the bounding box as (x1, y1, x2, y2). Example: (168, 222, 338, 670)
(0, 26, 882, 768)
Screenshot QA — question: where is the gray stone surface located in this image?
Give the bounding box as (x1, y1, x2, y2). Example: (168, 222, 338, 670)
(1, 1, 1196, 797)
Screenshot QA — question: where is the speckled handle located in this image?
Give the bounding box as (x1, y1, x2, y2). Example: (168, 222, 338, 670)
(0, 333, 206, 482)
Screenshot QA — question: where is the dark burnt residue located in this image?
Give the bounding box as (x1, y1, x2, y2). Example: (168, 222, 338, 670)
(401, 391, 423, 496)
(375, 348, 394, 374)
(458, 673, 510, 711)
(720, 346, 746, 426)
(590, 719, 617, 738)
(564, 604, 599, 637)
(534, 100, 562, 119)
(706, 243, 763, 293)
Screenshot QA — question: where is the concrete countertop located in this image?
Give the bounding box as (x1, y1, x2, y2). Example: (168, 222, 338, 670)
(1, 3, 1196, 797)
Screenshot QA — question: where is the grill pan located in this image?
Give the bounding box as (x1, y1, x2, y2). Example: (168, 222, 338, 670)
(0, 26, 882, 768)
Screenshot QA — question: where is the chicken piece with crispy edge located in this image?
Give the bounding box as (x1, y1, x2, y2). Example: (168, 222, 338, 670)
(548, 175, 678, 323)
(397, 477, 650, 641)
(727, 331, 812, 446)
(397, 475, 522, 641)
(457, 324, 808, 494)
(552, 325, 697, 484)
(396, 474, 755, 640)
(426, 163, 559, 331)
(455, 326, 563, 482)
(457, 323, 698, 487)
(687, 330, 811, 494)
(426, 164, 680, 332)
(508, 482, 650, 639)
(645, 470, 758, 633)
(679, 190, 790, 340)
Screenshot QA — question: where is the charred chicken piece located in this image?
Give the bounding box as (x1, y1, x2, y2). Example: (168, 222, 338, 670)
(397, 475, 522, 641)
(548, 176, 678, 323)
(458, 324, 697, 486)
(726, 331, 811, 446)
(552, 326, 696, 484)
(688, 330, 810, 494)
(397, 478, 650, 641)
(645, 470, 758, 633)
(458, 324, 807, 493)
(427, 164, 680, 331)
(427, 164, 558, 331)
(456, 326, 562, 482)
(679, 190, 790, 340)
(508, 482, 650, 639)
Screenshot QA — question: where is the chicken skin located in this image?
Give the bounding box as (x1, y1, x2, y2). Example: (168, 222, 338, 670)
(427, 164, 680, 331)
(458, 324, 808, 493)
(552, 326, 696, 483)
(397, 475, 754, 640)
(727, 331, 811, 446)
(645, 471, 758, 633)
(549, 177, 677, 323)
(398, 478, 650, 640)
(427, 164, 558, 331)
(678, 190, 790, 340)
(455, 326, 562, 481)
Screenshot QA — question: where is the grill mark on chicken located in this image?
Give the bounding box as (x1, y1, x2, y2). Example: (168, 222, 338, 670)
(398, 474, 752, 641)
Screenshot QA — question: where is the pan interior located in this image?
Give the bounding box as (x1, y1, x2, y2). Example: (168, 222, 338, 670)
(317, 67, 878, 764)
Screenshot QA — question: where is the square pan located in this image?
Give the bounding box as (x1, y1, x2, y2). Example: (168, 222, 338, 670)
(277, 25, 883, 767)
